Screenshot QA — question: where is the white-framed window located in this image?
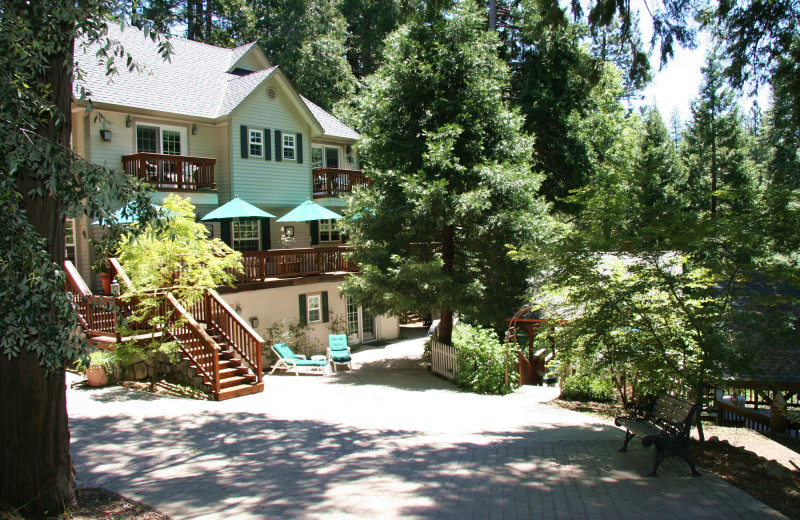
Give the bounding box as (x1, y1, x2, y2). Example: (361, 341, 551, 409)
(249, 129, 263, 157)
(283, 134, 296, 160)
(232, 219, 260, 251)
(319, 219, 340, 242)
(136, 123, 186, 155)
(307, 294, 322, 323)
(65, 218, 77, 265)
(311, 146, 323, 169)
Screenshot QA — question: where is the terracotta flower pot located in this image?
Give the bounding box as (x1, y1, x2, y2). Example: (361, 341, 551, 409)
(86, 366, 108, 387)
(100, 271, 112, 296)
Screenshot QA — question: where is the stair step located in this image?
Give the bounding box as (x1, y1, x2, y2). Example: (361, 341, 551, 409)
(219, 374, 257, 389)
(217, 382, 264, 401)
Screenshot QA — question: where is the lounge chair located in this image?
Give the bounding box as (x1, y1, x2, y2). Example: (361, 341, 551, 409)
(269, 343, 328, 375)
(327, 334, 352, 372)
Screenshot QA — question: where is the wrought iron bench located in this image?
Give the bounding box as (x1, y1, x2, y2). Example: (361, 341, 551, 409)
(615, 394, 701, 476)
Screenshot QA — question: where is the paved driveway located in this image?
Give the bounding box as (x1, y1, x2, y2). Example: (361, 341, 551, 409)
(68, 334, 783, 519)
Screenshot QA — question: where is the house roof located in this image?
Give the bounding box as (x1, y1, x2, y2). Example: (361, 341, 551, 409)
(74, 24, 357, 140)
(302, 96, 360, 140)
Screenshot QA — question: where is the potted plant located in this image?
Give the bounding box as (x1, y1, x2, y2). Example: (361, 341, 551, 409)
(90, 237, 115, 295)
(85, 350, 116, 387)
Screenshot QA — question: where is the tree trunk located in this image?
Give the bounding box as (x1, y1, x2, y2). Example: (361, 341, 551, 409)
(0, 5, 76, 515)
(0, 352, 75, 517)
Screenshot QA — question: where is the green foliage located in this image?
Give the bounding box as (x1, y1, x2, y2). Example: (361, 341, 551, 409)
(0, 0, 171, 373)
(246, 0, 357, 111)
(328, 313, 349, 335)
(264, 319, 322, 358)
(0, 2, 174, 513)
(342, 1, 553, 341)
(116, 195, 242, 390)
(287, 321, 322, 358)
(452, 322, 518, 395)
(560, 375, 616, 403)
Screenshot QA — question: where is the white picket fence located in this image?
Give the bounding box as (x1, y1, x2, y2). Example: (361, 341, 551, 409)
(430, 337, 458, 380)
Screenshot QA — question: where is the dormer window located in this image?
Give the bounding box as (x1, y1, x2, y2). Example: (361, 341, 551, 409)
(230, 67, 253, 76)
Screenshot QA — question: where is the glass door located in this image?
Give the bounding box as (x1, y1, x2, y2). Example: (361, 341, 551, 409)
(346, 300, 377, 344)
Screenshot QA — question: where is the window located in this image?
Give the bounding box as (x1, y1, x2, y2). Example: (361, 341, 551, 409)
(136, 126, 158, 153)
(307, 294, 321, 323)
(319, 219, 340, 242)
(65, 218, 77, 265)
(232, 219, 260, 251)
(283, 134, 295, 160)
(324, 147, 340, 168)
(135, 124, 186, 155)
(311, 147, 323, 169)
(249, 130, 263, 157)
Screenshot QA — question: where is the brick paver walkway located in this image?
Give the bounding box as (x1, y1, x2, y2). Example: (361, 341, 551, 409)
(68, 332, 784, 519)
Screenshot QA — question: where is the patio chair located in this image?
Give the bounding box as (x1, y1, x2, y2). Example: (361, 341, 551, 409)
(269, 343, 328, 375)
(327, 334, 352, 372)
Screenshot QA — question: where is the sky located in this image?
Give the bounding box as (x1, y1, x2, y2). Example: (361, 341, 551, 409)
(634, 2, 771, 126)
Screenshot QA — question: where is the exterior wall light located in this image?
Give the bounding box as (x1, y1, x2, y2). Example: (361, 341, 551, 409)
(125, 115, 132, 127)
(192, 123, 198, 135)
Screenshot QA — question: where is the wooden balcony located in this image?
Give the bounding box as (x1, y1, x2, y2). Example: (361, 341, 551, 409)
(122, 152, 216, 190)
(312, 168, 370, 198)
(236, 247, 357, 282)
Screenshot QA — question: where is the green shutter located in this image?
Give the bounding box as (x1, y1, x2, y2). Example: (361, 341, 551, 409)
(240, 126, 248, 158)
(310, 220, 319, 245)
(220, 220, 232, 247)
(264, 129, 271, 160)
(299, 294, 307, 326)
(296, 133, 303, 164)
(275, 130, 282, 162)
(321, 291, 329, 323)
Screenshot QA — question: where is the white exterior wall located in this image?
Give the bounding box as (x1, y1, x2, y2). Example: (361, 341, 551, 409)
(221, 281, 399, 357)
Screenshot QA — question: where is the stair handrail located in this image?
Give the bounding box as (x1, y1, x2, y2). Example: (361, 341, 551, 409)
(164, 292, 221, 398)
(108, 257, 133, 291)
(205, 288, 264, 382)
(65, 260, 92, 296)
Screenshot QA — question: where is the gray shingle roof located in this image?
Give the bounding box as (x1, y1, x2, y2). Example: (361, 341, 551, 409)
(301, 96, 360, 140)
(75, 24, 359, 140)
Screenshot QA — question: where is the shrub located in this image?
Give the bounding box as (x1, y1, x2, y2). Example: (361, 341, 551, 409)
(560, 375, 616, 402)
(452, 323, 518, 395)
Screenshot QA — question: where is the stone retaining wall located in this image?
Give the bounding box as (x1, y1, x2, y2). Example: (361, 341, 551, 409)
(117, 353, 211, 394)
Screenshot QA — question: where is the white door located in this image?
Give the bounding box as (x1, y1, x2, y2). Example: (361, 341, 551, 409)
(347, 300, 377, 344)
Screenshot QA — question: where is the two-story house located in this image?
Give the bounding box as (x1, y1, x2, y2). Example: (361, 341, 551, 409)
(68, 25, 397, 359)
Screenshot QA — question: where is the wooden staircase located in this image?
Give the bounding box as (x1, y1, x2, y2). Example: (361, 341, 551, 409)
(65, 260, 265, 401)
(204, 329, 263, 400)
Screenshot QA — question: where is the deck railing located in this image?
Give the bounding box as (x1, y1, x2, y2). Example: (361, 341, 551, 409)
(312, 168, 370, 198)
(65, 260, 121, 337)
(122, 152, 216, 190)
(716, 398, 771, 433)
(236, 247, 356, 282)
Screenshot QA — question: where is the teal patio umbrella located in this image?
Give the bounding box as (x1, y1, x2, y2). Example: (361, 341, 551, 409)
(201, 196, 276, 221)
(276, 199, 341, 222)
(92, 202, 167, 225)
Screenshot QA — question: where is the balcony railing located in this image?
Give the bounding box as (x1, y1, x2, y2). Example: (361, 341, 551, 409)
(236, 247, 356, 282)
(312, 168, 370, 198)
(122, 152, 216, 190)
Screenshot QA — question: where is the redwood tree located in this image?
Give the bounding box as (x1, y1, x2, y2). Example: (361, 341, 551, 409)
(341, 0, 551, 343)
(0, 2, 166, 515)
